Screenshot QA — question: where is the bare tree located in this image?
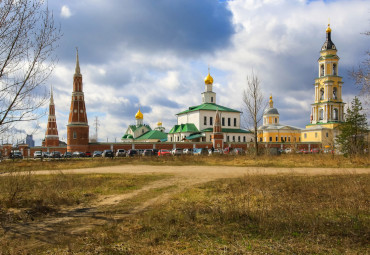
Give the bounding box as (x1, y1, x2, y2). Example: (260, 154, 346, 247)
(350, 31, 369, 108)
(0, 0, 60, 134)
(242, 71, 266, 156)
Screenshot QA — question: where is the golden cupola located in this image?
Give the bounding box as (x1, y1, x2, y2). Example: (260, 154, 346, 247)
(204, 72, 213, 85)
(135, 109, 143, 119)
(157, 121, 162, 127)
(326, 23, 331, 33)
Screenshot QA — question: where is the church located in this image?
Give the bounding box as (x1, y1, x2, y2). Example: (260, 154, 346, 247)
(167, 70, 253, 145)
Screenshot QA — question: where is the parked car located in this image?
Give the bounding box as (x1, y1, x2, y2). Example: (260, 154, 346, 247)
(126, 149, 138, 157)
(233, 148, 245, 155)
(311, 148, 320, 154)
(85, 151, 92, 157)
(142, 149, 158, 156)
(158, 149, 171, 156)
(284, 148, 293, 154)
(63, 152, 72, 158)
(183, 148, 193, 155)
(223, 147, 234, 155)
(72, 151, 84, 158)
(208, 148, 223, 155)
(50, 151, 61, 158)
(42, 151, 51, 158)
(171, 148, 183, 156)
(116, 149, 126, 157)
(193, 148, 208, 155)
(93, 151, 102, 157)
(9, 151, 23, 159)
(102, 150, 114, 158)
(33, 151, 43, 159)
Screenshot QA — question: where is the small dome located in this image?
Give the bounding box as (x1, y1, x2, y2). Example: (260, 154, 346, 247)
(264, 108, 279, 115)
(204, 73, 213, 85)
(135, 109, 143, 119)
(127, 134, 133, 139)
(157, 121, 162, 126)
(326, 24, 331, 33)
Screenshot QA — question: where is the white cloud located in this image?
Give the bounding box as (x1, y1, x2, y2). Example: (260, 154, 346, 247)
(60, 5, 72, 18)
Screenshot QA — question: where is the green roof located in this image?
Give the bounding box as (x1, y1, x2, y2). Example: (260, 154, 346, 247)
(177, 103, 240, 115)
(201, 128, 251, 133)
(185, 133, 203, 140)
(128, 124, 152, 132)
(169, 123, 199, 134)
(136, 130, 168, 140)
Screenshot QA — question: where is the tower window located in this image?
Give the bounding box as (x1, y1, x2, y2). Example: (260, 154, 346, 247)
(320, 88, 324, 100)
(211, 97, 213, 103)
(319, 109, 324, 120)
(232, 136, 235, 142)
(238, 136, 240, 142)
(73, 131, 77, 139)
(333, 87, 337, 100)
(275, 118, 277, 123)
(320, 64, 324, 76)
(333, 64, 337, 75)
(222, 117, 225, 126)
(326, 132, 329, 137)
(269, 137, 272, 142)
(234, 118, 237, 127)
(210, 117, 213, 126)
(243, 136, 246, 142)
(204, 116, 207, 125)
(228, 118, 231, 126)
(333, 108, 338, 120)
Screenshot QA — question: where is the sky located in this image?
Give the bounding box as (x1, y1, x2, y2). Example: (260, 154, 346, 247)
(9, 0, 370, 145)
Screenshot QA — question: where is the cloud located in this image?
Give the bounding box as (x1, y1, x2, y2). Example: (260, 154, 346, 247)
(60, 5, 72, 18)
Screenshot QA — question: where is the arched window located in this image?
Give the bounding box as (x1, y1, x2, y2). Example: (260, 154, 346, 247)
(333, 87, 337, 100)
(333, 64, 337, 75)
(319, 109, 324, 120)
(333, 108, 338, 120)
(320, 88, 324, 100)
(275, 118, 277, 123)
(320, 64, 324, 76)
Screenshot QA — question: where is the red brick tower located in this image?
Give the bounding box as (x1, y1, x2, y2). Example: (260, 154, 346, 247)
(44, 85, 59, 147)
(211, 110, 224, 149)
(67, 49, 89, 152)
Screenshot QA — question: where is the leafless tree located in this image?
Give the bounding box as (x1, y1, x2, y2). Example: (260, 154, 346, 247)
(0, 0, 60, 134)
(350, 31, 369, 108)
(242, 71, 266, 156)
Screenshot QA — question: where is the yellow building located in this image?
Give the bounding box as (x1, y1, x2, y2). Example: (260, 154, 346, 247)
(258, 95, 301, 143)
(301, 24, 344, 147)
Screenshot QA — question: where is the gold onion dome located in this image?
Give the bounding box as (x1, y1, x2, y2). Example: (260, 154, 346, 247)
(157, 121, 162, 126)
(135, 109, 143, 119)
(204, 73, 213, 85)
(326, 23, 331, 33)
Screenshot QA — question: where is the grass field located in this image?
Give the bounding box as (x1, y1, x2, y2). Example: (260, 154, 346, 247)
(0, 153, 369, 173)
(0, 170, 369, 254)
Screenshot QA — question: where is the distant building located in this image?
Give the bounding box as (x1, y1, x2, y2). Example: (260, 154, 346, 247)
(25, 134, 35, 147)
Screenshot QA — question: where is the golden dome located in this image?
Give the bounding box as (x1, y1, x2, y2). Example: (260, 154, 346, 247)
(326, 24, 331, 33)
(204, 73, 213, 85)
(157, 121, 162, 126)
(135, 109, 143, 119)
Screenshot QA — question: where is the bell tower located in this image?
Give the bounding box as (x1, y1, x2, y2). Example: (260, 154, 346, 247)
(67, 48, 89, 152)
(310, 24, 345, 126)
(44, 85, 59, 147)
(211, 109, 224, 149)
(202, 67, 216, 104)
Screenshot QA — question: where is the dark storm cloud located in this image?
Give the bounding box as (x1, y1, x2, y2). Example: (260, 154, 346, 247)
(52, 0, 234, 64)
(149, 96, 182, 109)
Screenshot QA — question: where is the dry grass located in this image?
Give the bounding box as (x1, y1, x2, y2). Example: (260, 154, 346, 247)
(56, 174, 370, 254)
(0, 153, 369, 173)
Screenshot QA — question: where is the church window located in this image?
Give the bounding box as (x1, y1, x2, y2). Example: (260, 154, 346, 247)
(243, 136, 246, 142)
(238, 136, 240, 142)
(178, 136, 180, 142)
(228, 118, 231, 126)
(227, 136, 229, 142)
(288, 137, 291, 142)
(73, 131, 77, 139)
(275, 118, 277, 124)
(319, 109, 324, 120)
(260, 138, 263, 142)
(281, 137, 284, 142)
(333, 87, 337, 100)
(170, 137, 172, 142)
(333, 64, 337, 75)
(204, 116, 207, 125)
(210, 117, 213, 126)
(276, 136, 278, 142)
(234, 118, 237, 127)
(333, 108, 338, 120)
(299, 137, 301, 142)
(320, 64, 324, 76)
(269, 137, 272, 142)
(211, 97, 213, 103)
(142, 129, 144, 133)
(233, 136, 235, 142)
(320, 88, 324, 100)
(326, 132, 329, 138)
(222, 118, 225, 126)
(315, 132, 318, 138)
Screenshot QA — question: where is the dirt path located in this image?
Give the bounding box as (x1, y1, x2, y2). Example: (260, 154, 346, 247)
(2, 165, 369, 248)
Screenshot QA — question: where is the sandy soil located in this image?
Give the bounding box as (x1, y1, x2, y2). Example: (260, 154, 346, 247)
(2, 165, 369, 250)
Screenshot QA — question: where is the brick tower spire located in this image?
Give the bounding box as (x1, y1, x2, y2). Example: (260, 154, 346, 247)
(211, 109, 224, 149)
(44, 85, 59, 147)
(67, 48, 89, 152)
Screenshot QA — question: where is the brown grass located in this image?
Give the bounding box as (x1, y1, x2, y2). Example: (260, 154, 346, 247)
(0, 153, 369, 173)
(58, 174, 370, 254)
